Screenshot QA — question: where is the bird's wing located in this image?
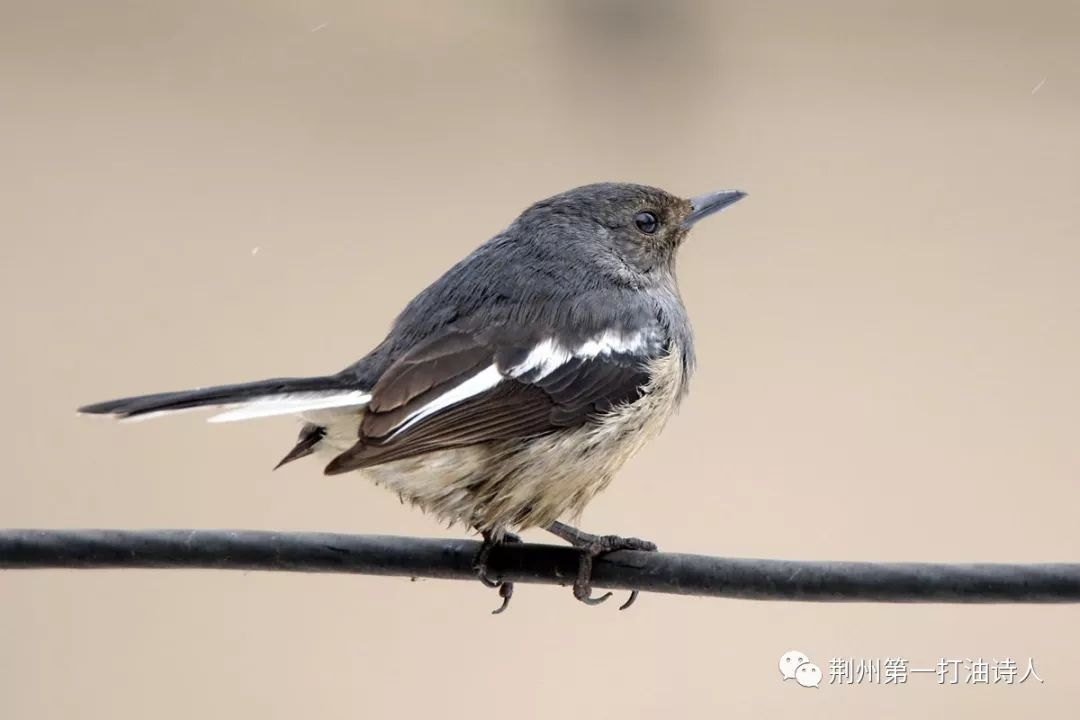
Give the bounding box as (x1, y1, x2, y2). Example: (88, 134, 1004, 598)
(323, 325, 663, 473)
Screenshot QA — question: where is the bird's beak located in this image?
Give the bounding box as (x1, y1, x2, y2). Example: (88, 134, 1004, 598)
(683, 189, 747, 228)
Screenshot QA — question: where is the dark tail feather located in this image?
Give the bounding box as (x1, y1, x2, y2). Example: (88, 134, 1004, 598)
(78, 376, 358, 420)
(274, 424, 326, 470)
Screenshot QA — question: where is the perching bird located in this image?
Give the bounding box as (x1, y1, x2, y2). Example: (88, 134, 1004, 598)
(79, 182, 746, 612)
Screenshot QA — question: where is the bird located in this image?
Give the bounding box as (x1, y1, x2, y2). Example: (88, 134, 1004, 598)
(79, 182, 746, 612)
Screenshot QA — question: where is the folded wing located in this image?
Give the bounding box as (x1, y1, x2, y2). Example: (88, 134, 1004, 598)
(323, 326, 661, 473)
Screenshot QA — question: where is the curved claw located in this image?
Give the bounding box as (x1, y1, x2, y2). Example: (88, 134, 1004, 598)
(618, 590, 640, 611)
(574, 586, 613, 605)
(490, 578, 514, 613)
(580, 591, 613, 606)
(473, 529, 521, 614)
(477, 573, 501, 589)
(491, 582, 514, 614)
(473, 552, 501, 588)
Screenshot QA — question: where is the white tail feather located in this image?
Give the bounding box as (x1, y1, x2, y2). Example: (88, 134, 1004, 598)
(207, 391, 372, 423)
(117, 406, 211, 423)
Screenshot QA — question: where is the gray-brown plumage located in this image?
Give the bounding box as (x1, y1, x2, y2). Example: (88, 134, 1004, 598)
(79, 182, 746, 610)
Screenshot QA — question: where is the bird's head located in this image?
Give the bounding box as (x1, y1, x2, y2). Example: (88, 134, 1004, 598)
(514, 182, 746, 278)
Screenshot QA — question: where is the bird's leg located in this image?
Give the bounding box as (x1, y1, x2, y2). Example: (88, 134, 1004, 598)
(471, 528, 521, 615)
(545, 520, 657, 610)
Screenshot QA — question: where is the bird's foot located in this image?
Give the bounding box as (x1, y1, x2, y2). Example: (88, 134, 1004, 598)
(545, 521, 657, 610)
(472, 530, 521, 615)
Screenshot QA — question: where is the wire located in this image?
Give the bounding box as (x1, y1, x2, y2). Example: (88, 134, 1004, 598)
(2, 529, 1078, 603)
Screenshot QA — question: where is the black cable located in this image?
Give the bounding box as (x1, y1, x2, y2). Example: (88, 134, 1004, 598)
(2, 529, 1078, 603)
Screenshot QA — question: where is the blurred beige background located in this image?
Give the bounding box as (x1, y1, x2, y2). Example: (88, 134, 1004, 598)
(3, 0, 1079, 717)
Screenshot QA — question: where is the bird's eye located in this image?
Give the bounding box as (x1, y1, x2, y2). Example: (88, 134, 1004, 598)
(634, 211, 659, 234)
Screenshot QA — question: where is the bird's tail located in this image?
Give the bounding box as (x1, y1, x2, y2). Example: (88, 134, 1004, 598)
(78, 375, 371, 423)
